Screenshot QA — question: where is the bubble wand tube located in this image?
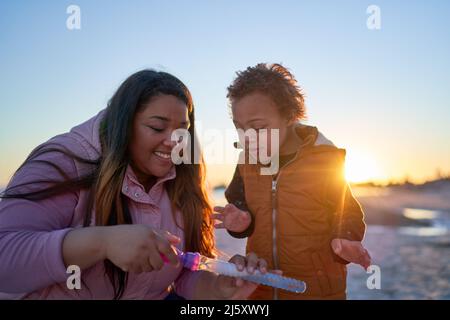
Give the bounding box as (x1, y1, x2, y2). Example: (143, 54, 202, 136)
(162, 250, 307, 294)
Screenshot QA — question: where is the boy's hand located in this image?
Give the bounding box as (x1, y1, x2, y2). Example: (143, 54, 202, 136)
(212, 204, 251, 233)
(331, 238, 371, 270)
(213, 253, 282, 299)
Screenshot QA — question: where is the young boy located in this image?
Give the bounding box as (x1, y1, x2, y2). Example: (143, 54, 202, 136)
(213, 63, 371, 300)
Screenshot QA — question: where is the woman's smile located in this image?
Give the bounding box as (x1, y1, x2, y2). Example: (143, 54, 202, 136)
(153, 150, 172, 163)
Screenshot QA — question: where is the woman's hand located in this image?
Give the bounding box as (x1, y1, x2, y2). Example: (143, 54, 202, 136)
(212, 204, 251, 233)
(212, 252, 275, 299)
(102, 225, 181, 273)
(331, 238, 371, 270)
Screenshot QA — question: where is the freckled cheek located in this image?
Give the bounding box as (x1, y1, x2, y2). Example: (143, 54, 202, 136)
(129, 148, 145, 167)
(130, 140, 154, 162)
(137, 130, 163, 150)
(256, 131, 275, 154)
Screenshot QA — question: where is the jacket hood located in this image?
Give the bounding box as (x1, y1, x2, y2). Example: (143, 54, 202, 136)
(69, 109, 106, 160)
(294, 123, 336, 149)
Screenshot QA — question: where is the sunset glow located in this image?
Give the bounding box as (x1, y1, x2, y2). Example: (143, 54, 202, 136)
(345, 150, 382, 184)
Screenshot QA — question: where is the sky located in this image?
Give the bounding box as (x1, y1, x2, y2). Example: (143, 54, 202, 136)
(1, 0, 449, 188)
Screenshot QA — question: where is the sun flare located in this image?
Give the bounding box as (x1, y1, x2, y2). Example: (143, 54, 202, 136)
(345, 150, 382, 183)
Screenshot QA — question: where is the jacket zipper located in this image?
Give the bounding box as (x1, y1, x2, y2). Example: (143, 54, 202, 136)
(271, 179, 279, 300)
(270, 151, 300, 300)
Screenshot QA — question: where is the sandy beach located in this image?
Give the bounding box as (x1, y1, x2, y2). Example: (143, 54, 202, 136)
(213, 181, 450, 300)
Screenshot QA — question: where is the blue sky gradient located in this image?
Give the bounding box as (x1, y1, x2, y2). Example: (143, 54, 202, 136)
(1, 0, 449, 186)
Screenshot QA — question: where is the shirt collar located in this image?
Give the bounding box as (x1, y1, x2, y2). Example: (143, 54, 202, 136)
(122, 165, 176, 205)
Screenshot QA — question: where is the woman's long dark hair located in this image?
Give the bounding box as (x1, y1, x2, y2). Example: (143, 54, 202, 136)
(0, 70, 215, 299)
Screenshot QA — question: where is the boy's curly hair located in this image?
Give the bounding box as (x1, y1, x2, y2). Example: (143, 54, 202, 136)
(227, 63, 306, 121)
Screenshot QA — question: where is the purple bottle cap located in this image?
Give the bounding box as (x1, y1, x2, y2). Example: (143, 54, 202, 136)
(180, 251, 201, 271)
(160, 248, 201, 271)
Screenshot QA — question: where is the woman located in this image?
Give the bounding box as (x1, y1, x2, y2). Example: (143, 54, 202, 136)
(0, 70, 267, 299)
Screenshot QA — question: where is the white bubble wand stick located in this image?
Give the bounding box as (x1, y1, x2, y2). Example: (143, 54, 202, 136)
(162, 250, 306, 294)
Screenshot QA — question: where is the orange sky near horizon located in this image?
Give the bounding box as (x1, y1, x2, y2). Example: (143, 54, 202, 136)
(1, 129, 449, 190)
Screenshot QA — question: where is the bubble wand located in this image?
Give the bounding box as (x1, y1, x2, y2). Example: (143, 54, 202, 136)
(162, 250, 307, 294)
